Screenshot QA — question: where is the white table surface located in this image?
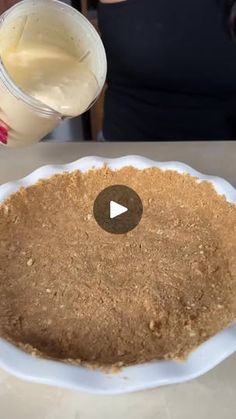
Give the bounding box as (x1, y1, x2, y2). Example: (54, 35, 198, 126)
(0, 142, 235, 419)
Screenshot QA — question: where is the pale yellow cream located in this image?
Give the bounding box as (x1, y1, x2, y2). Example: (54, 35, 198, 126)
(3, 44, 99, 116)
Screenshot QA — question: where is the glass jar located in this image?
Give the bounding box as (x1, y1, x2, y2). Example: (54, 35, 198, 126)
(0, 0, 107, 147)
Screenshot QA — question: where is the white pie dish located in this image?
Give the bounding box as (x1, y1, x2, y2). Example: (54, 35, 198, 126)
(0, 155, 235, 395)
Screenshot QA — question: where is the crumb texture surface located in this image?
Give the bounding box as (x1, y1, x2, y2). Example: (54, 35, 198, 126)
(0, 167, 235, 366)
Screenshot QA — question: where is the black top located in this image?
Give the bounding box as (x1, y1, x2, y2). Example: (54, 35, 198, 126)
(98, 0, 236, 140)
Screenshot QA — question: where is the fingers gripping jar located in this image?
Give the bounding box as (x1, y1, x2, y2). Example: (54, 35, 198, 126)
(0, 0, 107, 147)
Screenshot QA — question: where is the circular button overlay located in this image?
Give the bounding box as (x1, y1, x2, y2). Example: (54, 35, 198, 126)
(93, 185, 143, 234)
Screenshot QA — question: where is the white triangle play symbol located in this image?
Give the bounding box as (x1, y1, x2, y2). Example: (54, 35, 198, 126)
(110, 201, 128, 219)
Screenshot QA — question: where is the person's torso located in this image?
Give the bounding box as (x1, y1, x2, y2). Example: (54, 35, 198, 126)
(98, 0, 236, 140)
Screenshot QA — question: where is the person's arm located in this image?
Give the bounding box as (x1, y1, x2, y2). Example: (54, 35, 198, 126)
(0, 1, 19, 15)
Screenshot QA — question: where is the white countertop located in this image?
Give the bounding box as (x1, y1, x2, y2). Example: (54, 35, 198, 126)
(0, 142, 235, 419)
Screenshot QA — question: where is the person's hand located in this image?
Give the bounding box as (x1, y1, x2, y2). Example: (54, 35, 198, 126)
(0, 121, 8, 145)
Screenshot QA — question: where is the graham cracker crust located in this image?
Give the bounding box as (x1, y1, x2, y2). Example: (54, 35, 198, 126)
(0, 167, 235, 367)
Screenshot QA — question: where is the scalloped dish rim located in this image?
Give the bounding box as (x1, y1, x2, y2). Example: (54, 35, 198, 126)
(0, 155, 235, 395)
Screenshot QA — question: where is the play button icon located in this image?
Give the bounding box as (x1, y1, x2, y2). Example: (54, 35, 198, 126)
(93, 185, 143, 234)
(110, 201, 128, 219)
